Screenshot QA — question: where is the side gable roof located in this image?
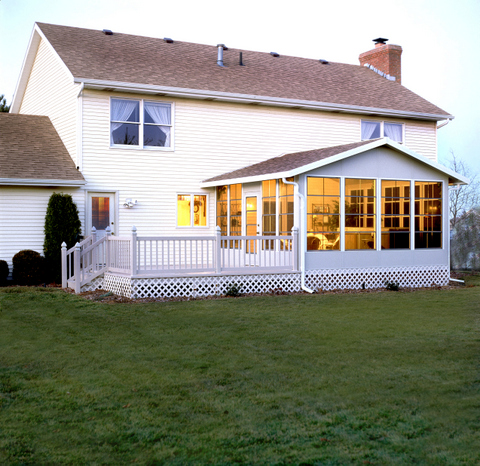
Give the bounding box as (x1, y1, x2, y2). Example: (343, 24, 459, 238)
(0, 114, 85, 186)
(13, 22, 452, 120)
(201, 138, 469, 187)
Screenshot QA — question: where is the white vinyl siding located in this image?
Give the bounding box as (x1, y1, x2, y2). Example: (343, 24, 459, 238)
(404, 120, 437, 161)
(19, 38, 78, 162)
(81, 90, 362, 238)
(0, 187, 85, 274)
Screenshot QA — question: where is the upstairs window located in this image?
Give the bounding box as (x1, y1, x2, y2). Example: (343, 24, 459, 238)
(361, 120, 403, 143)
(111, 98, 172, 148)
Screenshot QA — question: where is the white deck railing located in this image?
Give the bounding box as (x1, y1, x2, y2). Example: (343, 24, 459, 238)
(62, 226, 298, 292)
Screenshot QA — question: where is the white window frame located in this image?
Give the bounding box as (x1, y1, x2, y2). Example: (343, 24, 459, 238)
(176, 193, 209, 229)
(361, 120, 404, 144)
(110, 97, 174, 151)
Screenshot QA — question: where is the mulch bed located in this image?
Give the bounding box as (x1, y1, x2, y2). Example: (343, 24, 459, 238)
(63, 278, 469, 304)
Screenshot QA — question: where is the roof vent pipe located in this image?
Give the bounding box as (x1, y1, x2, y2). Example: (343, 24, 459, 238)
(239, 52, 244, 66)
(217, 44, 228, 67)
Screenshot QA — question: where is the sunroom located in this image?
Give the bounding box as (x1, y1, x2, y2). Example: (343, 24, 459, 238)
(201, 138, 468, 289)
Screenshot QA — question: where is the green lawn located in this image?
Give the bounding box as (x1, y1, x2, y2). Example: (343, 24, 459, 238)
(1, 279, 479, 464)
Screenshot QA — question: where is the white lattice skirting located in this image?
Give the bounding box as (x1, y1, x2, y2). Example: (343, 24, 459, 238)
(82, 265, 450, 298)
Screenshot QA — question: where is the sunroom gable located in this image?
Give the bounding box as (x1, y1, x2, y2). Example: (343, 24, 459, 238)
(201, 138, 469, 187)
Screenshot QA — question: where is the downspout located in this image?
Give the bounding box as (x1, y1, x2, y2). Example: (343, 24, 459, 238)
(77, 82, 85, 98)
(282, 177, 315, 293)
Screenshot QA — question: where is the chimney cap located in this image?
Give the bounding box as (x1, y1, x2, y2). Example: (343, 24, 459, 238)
(373, 38, 388, 45)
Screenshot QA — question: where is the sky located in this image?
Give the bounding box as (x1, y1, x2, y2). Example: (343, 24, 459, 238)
(1, 0, 479, 174)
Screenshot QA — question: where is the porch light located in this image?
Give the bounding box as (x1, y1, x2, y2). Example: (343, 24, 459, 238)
(124, 199, 137, 208)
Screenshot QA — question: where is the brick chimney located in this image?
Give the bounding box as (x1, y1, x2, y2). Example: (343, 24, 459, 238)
(359, 38, 403, 84)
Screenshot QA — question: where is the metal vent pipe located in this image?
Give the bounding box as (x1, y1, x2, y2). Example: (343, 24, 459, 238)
(217, 44, 227, 67)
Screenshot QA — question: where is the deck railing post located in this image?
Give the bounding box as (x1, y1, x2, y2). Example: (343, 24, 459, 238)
(61, 242, 67, 288)
(74, 242, 81, 294)
(91, 226, 97, 244)
(131, 226, 137, 275)
(292, 226, 299, 271)
(105, 226, 112, 271)
(215, 226, 222, 273)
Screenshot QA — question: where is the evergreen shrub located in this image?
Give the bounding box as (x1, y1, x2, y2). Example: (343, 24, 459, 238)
(0, 260, 9, 285)
(12, 250, 46, 286)
(44, 193, 81, 283)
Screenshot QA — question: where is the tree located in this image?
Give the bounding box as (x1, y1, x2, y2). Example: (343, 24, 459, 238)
(44, 193, 81, 283)
(0, 94, 10, 112)
(451, 208, 480, 270)
(445, 152, 479, 228)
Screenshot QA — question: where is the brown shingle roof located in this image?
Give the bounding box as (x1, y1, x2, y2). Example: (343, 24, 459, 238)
(37, 23, 451, 118)
(0, 114, 85, 184)
(203, 140, 377, 183)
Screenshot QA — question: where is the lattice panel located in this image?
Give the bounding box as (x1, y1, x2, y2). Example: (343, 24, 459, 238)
(81, 276, 104, 292)
(103, 273, 132, 297)
(131, 273, 302, 299)
(97, 265, 449, 299)
(305, 265, 449, 291)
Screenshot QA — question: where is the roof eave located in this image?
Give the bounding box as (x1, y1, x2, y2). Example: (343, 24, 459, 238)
(76, 78, 454, 122)
(0, 178, 86, 187)
(201, 138, 469, 187)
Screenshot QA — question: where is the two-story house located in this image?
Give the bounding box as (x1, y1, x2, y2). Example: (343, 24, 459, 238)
(1, 23, 467, 297)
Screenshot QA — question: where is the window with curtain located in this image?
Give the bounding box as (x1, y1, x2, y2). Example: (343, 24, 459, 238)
(111, 98, 173, 148)
(361, 120, 403, 143)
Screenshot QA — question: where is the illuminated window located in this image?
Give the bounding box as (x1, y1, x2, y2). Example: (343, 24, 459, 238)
(307, 177, 340, 250)
(415, 182, 442, 248)
(111, 98, 173, 148)
(381, 180, 410, 249)
(345, 179, 376, 250)
(279, 178, 294, 236)
(262, 180, 276, 237)
(177, 194, 207, 227)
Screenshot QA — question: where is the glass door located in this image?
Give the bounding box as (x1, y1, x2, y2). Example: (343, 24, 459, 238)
(245, 196, 259, 253)
(88, 193, 115, 237)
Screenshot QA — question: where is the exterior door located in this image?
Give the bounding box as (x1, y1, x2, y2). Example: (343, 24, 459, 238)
(88, 193, 115, 237)
(245, 195, 260, 253)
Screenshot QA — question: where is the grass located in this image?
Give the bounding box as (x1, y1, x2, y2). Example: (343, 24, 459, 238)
(1, 279, 479, 464)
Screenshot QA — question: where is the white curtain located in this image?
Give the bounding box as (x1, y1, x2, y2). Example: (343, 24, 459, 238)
(111, 99, 139, 144)
(384, 123, 403, 143)
(361, 121, 380, 140)
(144, 103, 171, 147)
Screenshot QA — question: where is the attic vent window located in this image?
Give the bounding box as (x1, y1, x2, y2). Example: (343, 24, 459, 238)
(319, 59, 329, 64)
(270, 52, 280, 57)
(163, 37, 174, 43)
(103, 29, 113, 35)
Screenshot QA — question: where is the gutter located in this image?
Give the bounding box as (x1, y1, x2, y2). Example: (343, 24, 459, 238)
(437, 118, 451, 129)
(282, 177, 315, 294)
(75, 78, 454, 122)
(0, 178, 86, 187)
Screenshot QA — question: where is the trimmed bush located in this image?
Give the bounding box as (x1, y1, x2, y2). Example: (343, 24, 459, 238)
(12, 250, 46, 286)
(0, 260, 9, 285)
(44, 193, 81, 283)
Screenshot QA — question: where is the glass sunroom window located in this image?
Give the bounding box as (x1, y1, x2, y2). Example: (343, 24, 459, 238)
(345, 179, 376, 250)
(415, 182, 442, 248)
(307, 177, 340, 250)
(279, 178, 294, 236)
(262, 180, 276, 237)
(381, 180, 410, 249)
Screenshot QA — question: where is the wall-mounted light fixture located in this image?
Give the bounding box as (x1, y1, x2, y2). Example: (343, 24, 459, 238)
(123, 199, 137, 208)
